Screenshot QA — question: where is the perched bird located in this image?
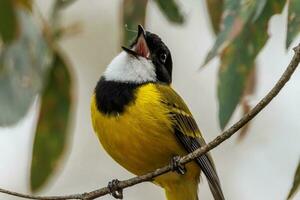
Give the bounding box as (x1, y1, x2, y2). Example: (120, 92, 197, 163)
(91, 25, 225, 200)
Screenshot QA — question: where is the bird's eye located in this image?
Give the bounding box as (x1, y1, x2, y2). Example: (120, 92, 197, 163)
(160, 53, 167, 63)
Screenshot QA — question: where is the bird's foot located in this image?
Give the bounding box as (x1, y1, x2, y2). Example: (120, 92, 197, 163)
(170, 155, 186, 175)
(108, 179, 123, 199)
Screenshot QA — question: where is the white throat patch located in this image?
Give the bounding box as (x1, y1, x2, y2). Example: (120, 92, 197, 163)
(103, 52, 156, 83)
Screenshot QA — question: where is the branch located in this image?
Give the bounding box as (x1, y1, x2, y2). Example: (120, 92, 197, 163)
(1, 44, 300, 200)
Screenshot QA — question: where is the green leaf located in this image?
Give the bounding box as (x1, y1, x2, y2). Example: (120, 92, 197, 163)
(121, 0, 184, 46)
(238, 65, 256, 140)
(122, 0, 148, 46)
(217, 0, 285, 129)
(0, 10, 51, 126)
(17, 0, 33, 10)
(206, 0, 224, 34)
(0, 0, 18, 43)
(52, 0, 77, 10)
(286, 0, 300, 49)
(203, 0, 268, 66)
(251, 0, 267, 22)
(287, 160, 300, 199)
(154, 0, 184, 24)
(30, 51, 73, 192)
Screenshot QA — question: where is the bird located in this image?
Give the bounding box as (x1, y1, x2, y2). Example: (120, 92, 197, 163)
(90, 25, 225, 200)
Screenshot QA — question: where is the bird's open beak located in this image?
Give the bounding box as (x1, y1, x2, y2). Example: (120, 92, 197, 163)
(122, 25, 150, 59)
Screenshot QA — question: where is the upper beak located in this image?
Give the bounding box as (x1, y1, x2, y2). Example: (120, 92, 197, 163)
(137, 24, 146, 39)
(122, 25, 150, 59)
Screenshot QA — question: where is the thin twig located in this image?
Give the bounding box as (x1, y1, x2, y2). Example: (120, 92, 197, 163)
(0, 188, 82, 200)
(1, 44, 300, 200)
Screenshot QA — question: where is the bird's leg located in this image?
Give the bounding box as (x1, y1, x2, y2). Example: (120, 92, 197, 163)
(170, 155, 186, 175)
(108, 179, 123, 199)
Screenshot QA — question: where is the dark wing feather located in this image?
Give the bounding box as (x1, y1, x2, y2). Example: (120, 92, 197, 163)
(157, 84, 225, 200)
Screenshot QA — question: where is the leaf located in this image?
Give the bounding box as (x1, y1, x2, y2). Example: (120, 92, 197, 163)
(154, 0, 184, 24)
(16, 0, 33, 10)
(286, 0, 300, 49)
(122, 0, 148, 46)
(53, 0, 77, 10)
(0, 10, 51, 126)
(30, 51, 73, 192)
(0, 0, 18, 43)
(287, 160, 300, 200)
(217, 0, 285, 129)
(202, 0, 268, 66)
(238, 65, 256, 140)
(206, 0, 224, 34)
(251, 0, 267, 22)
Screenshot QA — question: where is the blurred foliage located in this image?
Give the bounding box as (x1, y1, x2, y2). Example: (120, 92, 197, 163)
(0, 0, 18, 43)
(288, 160, 300, 200)
(205, 0, 300, 197)
(0, 0, 32, 43)
(205, 0, 256, 138)
(122, 0, 148, 46)
(29, 0, 75, 191)
(205, 0, 287, 130)
(122, 0, 184, 46)
(205, 0, 223, 34)
(287, 0, 300, 49)
(0, 0, 74, 192)
(203, 0, 268, 66)
(0, 0, 300, 197)
(0, 10, 50, 126)
(238, 66, 256, 140)
(217, 0, 285, 129)
(155, 0, 184, 24)
(31, 51, 72, 192)
(17, 0, 33, 10)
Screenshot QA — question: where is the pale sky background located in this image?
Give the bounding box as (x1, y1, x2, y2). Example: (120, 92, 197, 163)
(0, 1, 300, 200)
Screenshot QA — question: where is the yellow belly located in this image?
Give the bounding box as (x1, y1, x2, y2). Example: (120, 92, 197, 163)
(91, 83, 199, 185)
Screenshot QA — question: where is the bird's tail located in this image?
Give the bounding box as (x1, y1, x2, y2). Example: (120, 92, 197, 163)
(164, 180, 198, 200)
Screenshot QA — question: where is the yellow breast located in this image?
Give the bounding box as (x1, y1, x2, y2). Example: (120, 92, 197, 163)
(91, 83, 199, 184)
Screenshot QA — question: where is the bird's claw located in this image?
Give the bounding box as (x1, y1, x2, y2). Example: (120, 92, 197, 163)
(108, 179, 123, 199)
(170, 156, 186, 175)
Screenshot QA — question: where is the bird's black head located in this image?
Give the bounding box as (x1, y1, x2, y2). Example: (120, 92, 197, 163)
(122, 25, 173, 84)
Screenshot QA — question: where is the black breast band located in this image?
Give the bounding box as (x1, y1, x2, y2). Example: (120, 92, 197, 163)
(94, 78, 140, 115)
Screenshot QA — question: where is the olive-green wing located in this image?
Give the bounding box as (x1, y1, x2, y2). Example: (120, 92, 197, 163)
(156, 84, 225, 200)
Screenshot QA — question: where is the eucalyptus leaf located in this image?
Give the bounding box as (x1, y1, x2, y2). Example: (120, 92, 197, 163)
(286, 0, 300, 49)
(0, 0, 18, 43)
(0, 10, 51, 126)
(238, 65, 256, 140)
(122, 0, 148, 46)
(203, 0, 268, 66)
(154, 0, 184, 24)
(217, 0, 285, 129)
(17, 0, 33, 10)
(206, 0, 224, 34)
(30, 51, 73, 192)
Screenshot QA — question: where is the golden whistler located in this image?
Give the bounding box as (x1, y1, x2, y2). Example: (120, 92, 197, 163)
(91, 25, 225, 200)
